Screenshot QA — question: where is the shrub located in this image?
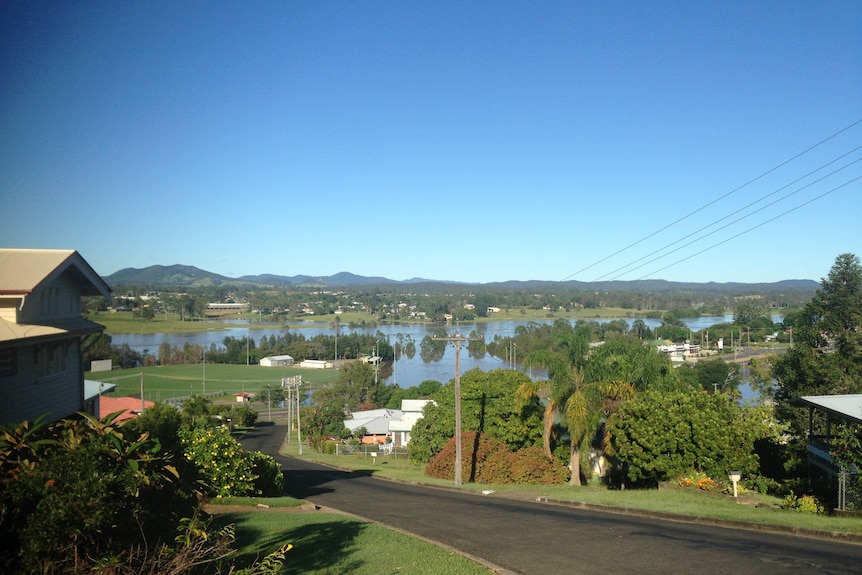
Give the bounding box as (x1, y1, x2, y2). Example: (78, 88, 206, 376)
(782, 494, 825, 514)
(216, 404, 259, 428)
(425, 432, 567, 485)
(0, 413, 194, 574)
(181, 427, 282, 497)
(508, 446, 567, 485)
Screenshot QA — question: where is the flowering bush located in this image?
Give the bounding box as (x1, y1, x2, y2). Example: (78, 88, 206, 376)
(181, 427, 282, 497)
(677, 471, 719, 491)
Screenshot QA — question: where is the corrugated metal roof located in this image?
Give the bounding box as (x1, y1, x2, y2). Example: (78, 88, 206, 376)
(796, 395, 862, 425)
(0, 249, 76, 293)
(0, 248, 111, 299)
(0, 316, 105, 343)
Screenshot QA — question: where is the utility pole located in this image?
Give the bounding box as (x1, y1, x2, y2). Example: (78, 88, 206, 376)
(283, 376, 303, 455)
(433, 332, 481, 485)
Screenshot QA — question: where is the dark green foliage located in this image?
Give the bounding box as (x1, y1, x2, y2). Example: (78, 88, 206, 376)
(409, 369, 544, 465)
(216, 403, 259, 427)
(0, 413, 195, 574)
(608, 388, 780, 485)
(773, 253, 862, 471)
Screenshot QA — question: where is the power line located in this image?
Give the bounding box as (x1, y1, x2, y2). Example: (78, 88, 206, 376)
(632, 174, 862, 280)
(597, 152, 862, 281)
(559, 116, 862, 282)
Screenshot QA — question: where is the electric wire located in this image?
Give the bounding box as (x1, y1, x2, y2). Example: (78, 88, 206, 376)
(593, 147, 862, 281)
(605, 160, 862, 281)
(632, 174, 862, 281)
(559, 116, 862, 282)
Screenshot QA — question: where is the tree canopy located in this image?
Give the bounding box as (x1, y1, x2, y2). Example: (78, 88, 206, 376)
(409, 368, 544, 465)
(772, 253, 862, 468)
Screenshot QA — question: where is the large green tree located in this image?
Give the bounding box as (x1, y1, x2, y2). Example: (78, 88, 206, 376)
(608, 388, 781, 486)
(409, 369, 544, 466)
(772, 253, 862, 468)
(517, 334, 678, 485)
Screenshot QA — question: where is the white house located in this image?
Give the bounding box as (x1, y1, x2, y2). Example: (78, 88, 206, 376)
(344, 408, 403, 444)
(389, 399, 434, 447)
(259, 355, 294, 367)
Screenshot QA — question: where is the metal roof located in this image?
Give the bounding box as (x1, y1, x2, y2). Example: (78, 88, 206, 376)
(793, 395, 862, 425)
(0, 316, 106, 343)
(0, 249, 111, 299)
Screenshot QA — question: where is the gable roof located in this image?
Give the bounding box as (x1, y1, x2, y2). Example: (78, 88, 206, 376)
(344, 408, 403, 435)
(0, 249, 112, 300)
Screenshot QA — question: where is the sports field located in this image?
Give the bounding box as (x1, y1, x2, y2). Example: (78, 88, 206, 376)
(85, 363, 340, 404)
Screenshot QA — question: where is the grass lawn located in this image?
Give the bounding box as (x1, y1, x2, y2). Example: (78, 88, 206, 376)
(281, 443, 862, 537)
(207, 502, 493, 574)
(85, 364, 339, 402)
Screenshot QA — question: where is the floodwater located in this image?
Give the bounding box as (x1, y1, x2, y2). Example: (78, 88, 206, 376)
(109, 314, 781, 391)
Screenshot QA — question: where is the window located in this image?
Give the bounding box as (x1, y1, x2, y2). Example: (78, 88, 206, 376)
(36, 344, 67, 378)
(0, 349, 16, 378)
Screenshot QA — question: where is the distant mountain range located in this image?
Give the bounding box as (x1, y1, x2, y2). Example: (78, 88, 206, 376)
(103, 264, 820, 294)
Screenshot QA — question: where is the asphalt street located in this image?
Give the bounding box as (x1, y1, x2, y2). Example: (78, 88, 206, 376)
(241, 423, 862, 575)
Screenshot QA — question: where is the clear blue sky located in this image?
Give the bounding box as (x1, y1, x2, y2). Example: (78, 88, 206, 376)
(2, 2, 860, 284)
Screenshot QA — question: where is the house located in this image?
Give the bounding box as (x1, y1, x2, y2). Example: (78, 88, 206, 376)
(83, 378, 116, 419)
(791, 394, 862, 510)
(99, 395, 155, 423)
(343, 408, 403, 444)
(388, 399, 434, 447)
(259, 354, 294, 367)
(657, 342, 701, 362)
(235, 392, 253, 403)
(0, 249, 112, 424)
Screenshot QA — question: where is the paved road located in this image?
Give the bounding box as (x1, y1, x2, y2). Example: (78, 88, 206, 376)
(241, 423, 862, 575)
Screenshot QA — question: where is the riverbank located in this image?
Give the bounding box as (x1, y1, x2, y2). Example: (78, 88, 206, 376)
(90, 307, 694, 336)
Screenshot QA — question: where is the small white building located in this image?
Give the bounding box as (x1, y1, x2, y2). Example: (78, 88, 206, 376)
(259, 355, 294, 367)
(657, 343, 701, 362)
(389, 399, 434, 447)
(344, 408, 403, 444)
(299, 359, 332, 369)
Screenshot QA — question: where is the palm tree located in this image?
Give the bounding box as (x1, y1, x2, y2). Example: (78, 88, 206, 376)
(517, 334, 671, 485)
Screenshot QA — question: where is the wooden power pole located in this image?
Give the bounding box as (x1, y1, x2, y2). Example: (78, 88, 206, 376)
(433, 332, 482, 485)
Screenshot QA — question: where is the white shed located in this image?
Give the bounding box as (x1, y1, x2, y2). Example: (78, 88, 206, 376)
(259, 355, 294, 367)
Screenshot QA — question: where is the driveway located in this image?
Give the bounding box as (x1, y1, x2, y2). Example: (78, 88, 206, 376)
(241, 423, 862, 575)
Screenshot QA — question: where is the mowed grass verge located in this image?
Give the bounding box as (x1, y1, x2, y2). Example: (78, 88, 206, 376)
(206, 499, 494, 575)
(280, 443, 862, 538)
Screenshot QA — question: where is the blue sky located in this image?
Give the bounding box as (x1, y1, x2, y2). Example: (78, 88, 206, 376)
(2, 2, 860, 284)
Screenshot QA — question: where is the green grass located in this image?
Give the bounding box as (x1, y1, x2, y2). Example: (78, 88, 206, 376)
(85, 364, 339, 402)
(212, 509, 493, 574)
(281, 443, 862, 537)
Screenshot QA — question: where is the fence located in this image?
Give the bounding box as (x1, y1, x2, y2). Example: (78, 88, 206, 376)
(334, 443, 409, 459)
(838, 471, 862, 511)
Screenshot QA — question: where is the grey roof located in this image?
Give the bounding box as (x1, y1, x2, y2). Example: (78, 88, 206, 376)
(794, 395, 862, 425)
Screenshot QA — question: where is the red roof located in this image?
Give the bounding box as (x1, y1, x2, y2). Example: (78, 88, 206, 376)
(99, 396, 155, 422)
